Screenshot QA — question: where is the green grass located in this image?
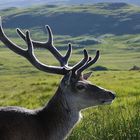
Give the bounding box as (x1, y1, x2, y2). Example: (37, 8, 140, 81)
(0, 3, 140, 139)
(0, 70, 140, 140)
(0, 46, 140, 140)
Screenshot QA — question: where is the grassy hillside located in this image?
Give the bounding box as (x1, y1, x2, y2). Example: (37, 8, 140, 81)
(0, 48, 139, 140)
(0, 3, 140, 140)
(0, 3, 140, 70)
(1, 0, 140, 10)
(1, 3, 140, 36)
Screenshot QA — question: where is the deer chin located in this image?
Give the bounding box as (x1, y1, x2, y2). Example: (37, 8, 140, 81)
(100, 99, 114, 105)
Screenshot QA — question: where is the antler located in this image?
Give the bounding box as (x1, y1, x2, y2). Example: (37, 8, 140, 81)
(0, 17, 70, 75)
(0, 17, 99, 76)
(77, 50, 100, 74)
(16, 25, 71, 67)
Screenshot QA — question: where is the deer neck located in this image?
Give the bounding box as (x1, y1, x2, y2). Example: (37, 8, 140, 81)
(37, 87, 81, 140)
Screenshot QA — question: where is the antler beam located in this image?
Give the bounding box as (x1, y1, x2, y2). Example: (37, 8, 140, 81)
(0, 17, 100, 76)
(0, 18, 70, 75)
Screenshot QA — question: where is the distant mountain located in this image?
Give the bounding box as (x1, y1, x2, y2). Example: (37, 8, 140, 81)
(0, 0, 140, 10)
(0, 0, 65, 9)
(67, 0, 140, 5)
(1, 3, 140, 36)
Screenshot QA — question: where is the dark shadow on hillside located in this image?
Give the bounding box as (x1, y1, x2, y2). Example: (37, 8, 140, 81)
(3, 12, 140, 36)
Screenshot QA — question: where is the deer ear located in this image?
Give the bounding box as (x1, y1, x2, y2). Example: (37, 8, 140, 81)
(83, 72, 93, 80)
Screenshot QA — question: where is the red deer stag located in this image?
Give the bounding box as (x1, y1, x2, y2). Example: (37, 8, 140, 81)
(0, 17, 115, 140)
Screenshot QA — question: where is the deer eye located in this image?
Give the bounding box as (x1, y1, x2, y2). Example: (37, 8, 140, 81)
(76, 84, 86, 91)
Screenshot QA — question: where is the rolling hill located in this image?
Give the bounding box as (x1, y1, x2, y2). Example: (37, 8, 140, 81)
(1, 3, 140, 36)
(0, 0, 140, 10)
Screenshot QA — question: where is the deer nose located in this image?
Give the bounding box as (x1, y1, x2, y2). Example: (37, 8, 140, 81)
(109, 91, 116, 100)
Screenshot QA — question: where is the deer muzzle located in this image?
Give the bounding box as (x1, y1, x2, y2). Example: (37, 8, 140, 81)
(100, 91, 116, 104)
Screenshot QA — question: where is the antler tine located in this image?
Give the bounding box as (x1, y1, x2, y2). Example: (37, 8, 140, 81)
(45, 25, 53, 44)
(45, 25, 72, 66)
(72, 49, 89, 74)
(17, 25, 72, 67)
(26, 31, 33, 53)
(16, 28, 26, 41)
(88, 56, 92, 62)
(77, 50, 100, 74)
(63, 43, 72, 66)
